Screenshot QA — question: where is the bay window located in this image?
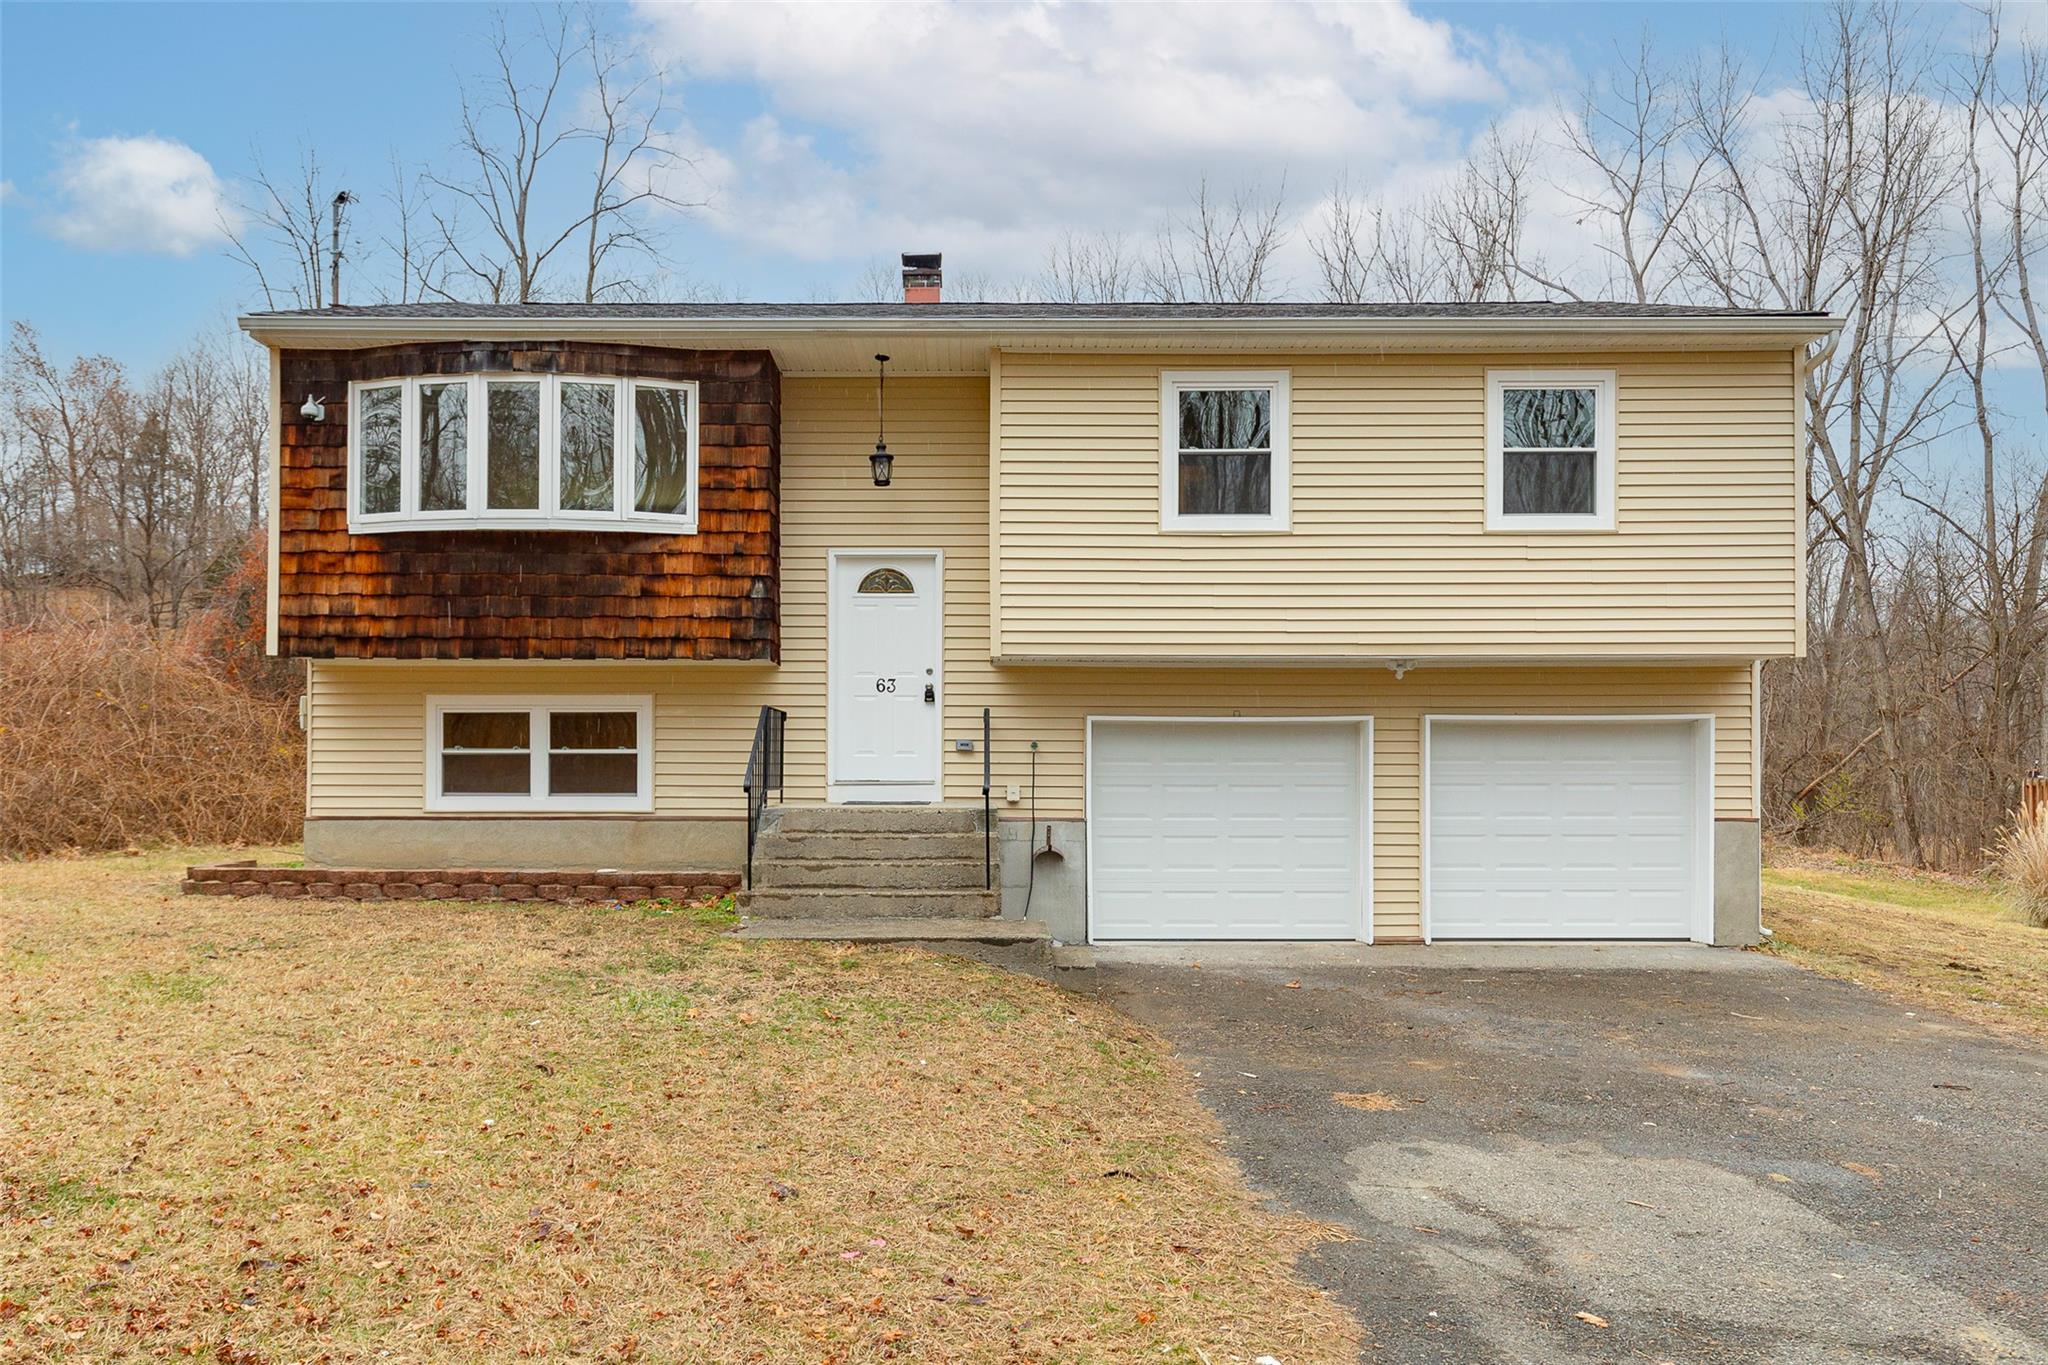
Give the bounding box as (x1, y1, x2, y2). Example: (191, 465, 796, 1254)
(349, 374, 698, 532)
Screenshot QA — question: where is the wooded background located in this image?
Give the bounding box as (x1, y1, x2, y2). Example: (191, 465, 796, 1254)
(2, 1, 2041, 867)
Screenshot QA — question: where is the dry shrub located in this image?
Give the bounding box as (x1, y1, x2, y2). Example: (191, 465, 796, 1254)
(0, 619, 302, 856)
(1994, 817, 2048, 928)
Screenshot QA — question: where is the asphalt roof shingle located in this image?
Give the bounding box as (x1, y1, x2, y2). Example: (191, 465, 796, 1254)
(245, 300, 1828, 322)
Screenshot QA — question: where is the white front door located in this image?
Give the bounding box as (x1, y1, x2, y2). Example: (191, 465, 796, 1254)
(829, 551, 943, 801)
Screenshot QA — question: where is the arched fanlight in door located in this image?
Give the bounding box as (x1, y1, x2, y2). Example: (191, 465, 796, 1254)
(857, 567, 913, 594)
(870, 353, 893, 487)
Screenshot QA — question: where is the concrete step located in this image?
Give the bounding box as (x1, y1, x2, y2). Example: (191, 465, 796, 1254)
(738, 887, 999, 920)
(756, 831, 986, 862)
(762, 803, 983, 836)
(753, 857, 988, 890)
(736, 917, 1050, 948)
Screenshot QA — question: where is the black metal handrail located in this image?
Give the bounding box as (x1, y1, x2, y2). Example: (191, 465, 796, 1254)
(981, 706, 993, 890)
(742, 705, 787, 889)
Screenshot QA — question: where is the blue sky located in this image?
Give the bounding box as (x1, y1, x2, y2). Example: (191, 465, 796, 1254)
(1, 0, 1846, 369)
(0, 0, 2041, 494)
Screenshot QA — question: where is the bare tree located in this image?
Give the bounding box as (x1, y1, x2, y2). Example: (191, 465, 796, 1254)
(1307, 176, 1384, 304)
(1144, 177, 1288, 303)
(428, 6, 698, 303)
(1992, 46, 2048, 420)
(1312, 131, 1535, 304)
(2, 323, 266, 627)
(1520, 34, 1715, 301)
(379, 155, 448, 304)
(5, 323, 132, 591)
(1956, 4, 2048, 777)
(1693, 2, 1966, 863)
(1038, 230, 1139, 302)
(577, 17, 700, 302)
(1425, 129, 1538, 301)
(843, 258, 901, 303)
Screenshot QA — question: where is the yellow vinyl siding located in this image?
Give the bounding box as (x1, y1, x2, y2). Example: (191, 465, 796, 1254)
(995, 350, 1800, 659)
(308, 375, 1758, 941)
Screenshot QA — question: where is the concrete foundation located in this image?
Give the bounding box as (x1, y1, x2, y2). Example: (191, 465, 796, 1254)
(304, 817, 744, 871)
(1712, 818, 1764, 947)
(998, 817, 1088, 944)
(305, 811, 1762, 948)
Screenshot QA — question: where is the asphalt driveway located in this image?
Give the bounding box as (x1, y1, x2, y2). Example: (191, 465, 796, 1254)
(1076, 944, 2048, 1364)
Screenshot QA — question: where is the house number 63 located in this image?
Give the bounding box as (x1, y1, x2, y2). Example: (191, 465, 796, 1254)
(874, 678, 897, 693)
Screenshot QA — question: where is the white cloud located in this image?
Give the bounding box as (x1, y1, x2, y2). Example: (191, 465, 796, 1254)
(633, 0, 1520, 286)
(43, 134, 234, 256)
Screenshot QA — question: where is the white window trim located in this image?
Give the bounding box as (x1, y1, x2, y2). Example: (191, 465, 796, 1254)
(424, 694, 655, 813)
(1159, 369, 1291, 532)
(348, 375, 699, 535)
(1484, 368, 1618, 532)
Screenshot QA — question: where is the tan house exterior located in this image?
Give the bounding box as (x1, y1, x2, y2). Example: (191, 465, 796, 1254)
(241, 286, 1835, 948)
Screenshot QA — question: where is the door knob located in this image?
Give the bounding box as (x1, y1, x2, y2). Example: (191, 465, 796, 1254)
(923, 684, 936, 703)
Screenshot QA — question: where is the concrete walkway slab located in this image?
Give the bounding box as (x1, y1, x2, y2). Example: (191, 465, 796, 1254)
(736, 916, 1048, 946)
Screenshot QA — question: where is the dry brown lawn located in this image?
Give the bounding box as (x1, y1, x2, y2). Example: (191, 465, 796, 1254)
(1762, 848, 2048, 1044)
(1, 850, 1355, 1363)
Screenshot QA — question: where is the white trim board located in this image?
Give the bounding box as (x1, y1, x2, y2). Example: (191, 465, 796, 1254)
(1084, 714, 1374, 944)
(1420, 713, 1715, 945)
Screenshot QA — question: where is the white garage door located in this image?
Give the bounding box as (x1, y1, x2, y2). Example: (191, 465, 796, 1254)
(1428, 719, 1705, 940)
(1088, 719, 1367, 940)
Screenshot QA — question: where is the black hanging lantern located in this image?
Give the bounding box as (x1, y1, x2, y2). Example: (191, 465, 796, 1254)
(870, 353, 893, 487)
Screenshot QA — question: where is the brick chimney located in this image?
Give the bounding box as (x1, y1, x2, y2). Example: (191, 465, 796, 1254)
(901, 252, 942, 304)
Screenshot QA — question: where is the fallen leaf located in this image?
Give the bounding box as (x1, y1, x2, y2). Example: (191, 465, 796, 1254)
(1767, 1172, 1792, 1183)
(1284, 981, 1301, 989)
(1841, 1161, 1882, 1184)
(1575, 1312, 1610, 1328)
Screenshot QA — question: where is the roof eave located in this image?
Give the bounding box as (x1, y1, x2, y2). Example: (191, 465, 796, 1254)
(237, 311, 1843, 348)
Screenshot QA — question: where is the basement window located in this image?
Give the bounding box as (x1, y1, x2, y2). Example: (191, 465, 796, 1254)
(426, 696, 654, 812)
(1160, 371, 1290, 531)
(1485, 369, 1617, 531)
(349, 375, 698, 533)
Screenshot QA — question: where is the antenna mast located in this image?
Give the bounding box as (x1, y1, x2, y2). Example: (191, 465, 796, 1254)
(329, 190, 355, 307)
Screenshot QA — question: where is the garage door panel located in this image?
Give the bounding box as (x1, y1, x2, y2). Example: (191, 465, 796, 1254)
(1090, 720, 1366, 941)
(1429, 720, 1702, 940)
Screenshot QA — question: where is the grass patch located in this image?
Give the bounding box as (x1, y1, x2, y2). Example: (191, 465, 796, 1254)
(1762, 849, 2048, 1044)
(123, 967, 219, 1001)
(1, 846, 1354, 1361)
